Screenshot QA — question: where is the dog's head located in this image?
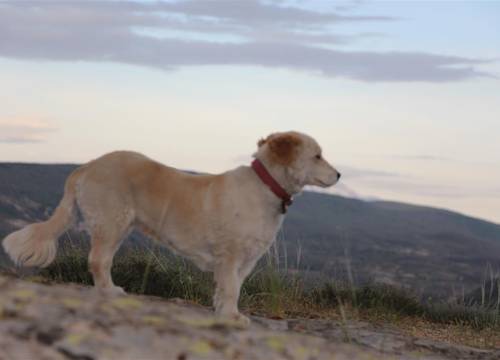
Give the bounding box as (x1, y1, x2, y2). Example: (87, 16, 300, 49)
(255, 131, 340, 190)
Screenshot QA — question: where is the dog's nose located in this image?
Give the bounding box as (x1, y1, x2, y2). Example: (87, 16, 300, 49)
(337, 172, 341, 180)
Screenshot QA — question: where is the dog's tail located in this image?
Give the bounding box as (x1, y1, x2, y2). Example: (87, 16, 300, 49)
(2, 167, 83, 268)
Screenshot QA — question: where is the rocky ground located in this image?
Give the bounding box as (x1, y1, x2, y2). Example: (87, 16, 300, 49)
(0, 275, 498, 360)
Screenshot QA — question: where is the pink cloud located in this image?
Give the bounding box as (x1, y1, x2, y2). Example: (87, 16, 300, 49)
(0, 118, 57, 143)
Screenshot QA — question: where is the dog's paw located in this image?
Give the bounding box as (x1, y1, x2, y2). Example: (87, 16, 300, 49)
(217, 312, 251, 329)
(233, 313, 251, 328)
(96, 285, 126, 297)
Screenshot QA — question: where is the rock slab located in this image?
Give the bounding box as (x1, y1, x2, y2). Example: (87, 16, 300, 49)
(0, 276, 498, 360)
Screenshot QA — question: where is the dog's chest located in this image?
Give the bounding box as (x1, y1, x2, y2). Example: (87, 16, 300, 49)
(232, 211, 284, 258)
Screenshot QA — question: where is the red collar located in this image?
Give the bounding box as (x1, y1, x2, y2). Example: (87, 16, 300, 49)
(251, 159, 293, 214)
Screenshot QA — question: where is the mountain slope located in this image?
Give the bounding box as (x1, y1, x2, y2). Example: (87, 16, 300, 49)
(284, 192, 500, 297)
(1, 162, 499, 298)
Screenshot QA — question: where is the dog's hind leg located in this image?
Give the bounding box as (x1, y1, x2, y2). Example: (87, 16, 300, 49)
(80, 201, 134, 295)
(88, 224, 130, 296)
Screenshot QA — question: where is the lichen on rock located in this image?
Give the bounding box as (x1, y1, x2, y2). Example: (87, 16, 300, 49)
(0, 275, 498, 360)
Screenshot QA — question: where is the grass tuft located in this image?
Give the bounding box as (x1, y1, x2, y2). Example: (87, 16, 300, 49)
(26, 244, 500, 340)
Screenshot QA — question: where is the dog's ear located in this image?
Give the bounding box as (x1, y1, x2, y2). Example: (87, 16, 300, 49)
(267, 133, 302, 165)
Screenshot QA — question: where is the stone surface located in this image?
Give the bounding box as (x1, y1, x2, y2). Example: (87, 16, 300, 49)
(261, 317, 500, 360)
(0, 275, 498, 360)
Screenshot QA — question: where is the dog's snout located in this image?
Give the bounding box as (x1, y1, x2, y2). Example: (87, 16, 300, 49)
(337, 172, 341, 180)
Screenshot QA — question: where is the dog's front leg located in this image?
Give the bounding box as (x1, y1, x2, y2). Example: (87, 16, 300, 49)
(213, 261, 250, 327)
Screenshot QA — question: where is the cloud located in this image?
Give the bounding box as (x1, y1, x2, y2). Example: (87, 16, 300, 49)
(339, 165, 403, 179)
(399, 155, 450, 161)
(155, 0, 396, 25)
(384, 154, 500, 166)
(307, 182, 376, 200)
(348, 174, 500, 199)
(0, 1, 494, 82)
(0, 119, 57, 143)
(335, 164, 500, 199)
(357, 153, 457, 163)
(388, 154, 455, 162)
(364, 179, 500, 199)
(308, 164, 401, 200)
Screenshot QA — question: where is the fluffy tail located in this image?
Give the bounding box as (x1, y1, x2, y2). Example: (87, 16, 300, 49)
(2, 168, 82, 268)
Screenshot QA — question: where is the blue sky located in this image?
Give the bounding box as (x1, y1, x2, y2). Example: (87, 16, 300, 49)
(0, 0, 499, 223)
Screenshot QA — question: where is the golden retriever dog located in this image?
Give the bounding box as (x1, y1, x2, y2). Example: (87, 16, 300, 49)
(2, 131, 340, 325)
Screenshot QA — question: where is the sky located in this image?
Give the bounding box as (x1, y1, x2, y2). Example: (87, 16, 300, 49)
(0, 0, 499, 224)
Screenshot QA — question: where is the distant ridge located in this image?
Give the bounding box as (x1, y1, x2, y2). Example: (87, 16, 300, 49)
(1, 162, 499, 299)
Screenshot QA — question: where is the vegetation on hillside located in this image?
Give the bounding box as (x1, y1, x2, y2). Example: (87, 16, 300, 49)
(2, 241, 497, 349)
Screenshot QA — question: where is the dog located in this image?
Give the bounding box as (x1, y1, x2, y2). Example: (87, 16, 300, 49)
(2, 131, 340, 325)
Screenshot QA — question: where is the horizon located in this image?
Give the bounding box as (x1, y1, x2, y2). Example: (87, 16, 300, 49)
(0, 0, 499, 223)
(1, 159, 499, 227)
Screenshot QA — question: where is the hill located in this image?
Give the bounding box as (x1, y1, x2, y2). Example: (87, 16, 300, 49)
(1, 162, 499, 299)
(284, 192, 500, 298)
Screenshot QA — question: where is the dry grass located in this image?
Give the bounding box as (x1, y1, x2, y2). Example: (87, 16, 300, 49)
(3, 243, 499, 350)
(389, 316, 500, 349)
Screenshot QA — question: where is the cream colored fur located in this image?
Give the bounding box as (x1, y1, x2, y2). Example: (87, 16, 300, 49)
(2, 131, 339, 325)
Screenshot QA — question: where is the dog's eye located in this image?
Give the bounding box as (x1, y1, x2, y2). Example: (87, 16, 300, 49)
(315, 154, 322, 160)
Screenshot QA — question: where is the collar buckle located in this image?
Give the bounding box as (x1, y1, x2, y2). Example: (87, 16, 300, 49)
(251, 159, 293, 214)
(281, 198, 293, 214)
